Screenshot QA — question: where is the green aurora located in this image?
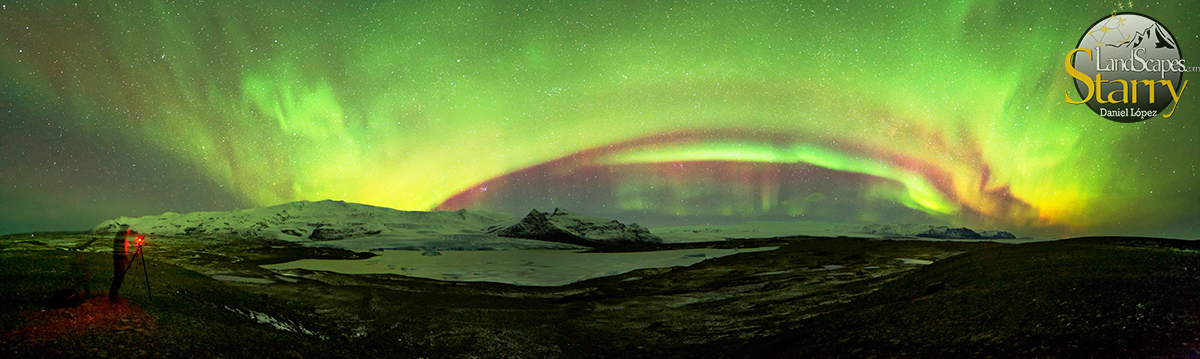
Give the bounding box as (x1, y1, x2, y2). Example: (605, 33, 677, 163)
(1, 1, 1198, 237)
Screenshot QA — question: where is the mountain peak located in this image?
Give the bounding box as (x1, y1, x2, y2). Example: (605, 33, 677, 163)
(494, 208, 661, 246)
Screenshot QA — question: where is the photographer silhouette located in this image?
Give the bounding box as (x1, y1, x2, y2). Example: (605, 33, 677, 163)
(109, 224, 136, 303)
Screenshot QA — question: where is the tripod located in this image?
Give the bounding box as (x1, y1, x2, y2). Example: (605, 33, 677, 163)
(124, 239, 153, 303)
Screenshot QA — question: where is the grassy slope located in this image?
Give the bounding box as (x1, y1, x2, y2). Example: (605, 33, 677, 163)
(0, 250, 388, 359)
(3, 236, 1200, 358)
(741, 237, 1200, 358)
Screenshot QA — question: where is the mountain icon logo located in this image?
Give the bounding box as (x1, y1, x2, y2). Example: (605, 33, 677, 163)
(1067, 13, 1187, 123)
(1104, 23, 1177, 50)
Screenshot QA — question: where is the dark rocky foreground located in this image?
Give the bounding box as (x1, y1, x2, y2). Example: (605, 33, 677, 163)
(1, 233, 1199, 358)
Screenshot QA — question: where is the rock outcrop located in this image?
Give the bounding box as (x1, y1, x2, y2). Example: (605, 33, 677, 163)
(493, 208, 662, 246)
(861, 224, 1019, 240)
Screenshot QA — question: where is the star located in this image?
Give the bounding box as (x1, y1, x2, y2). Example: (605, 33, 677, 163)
(1116, 16, 1127, 26)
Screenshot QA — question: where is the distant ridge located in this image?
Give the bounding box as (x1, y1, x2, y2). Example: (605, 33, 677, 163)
(91, 200, 516, 242)
(89, 201, 665, 250)
(861, 223, 1018, 240)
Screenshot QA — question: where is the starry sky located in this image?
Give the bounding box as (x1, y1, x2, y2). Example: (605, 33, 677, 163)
(1, 1, 1198, 238)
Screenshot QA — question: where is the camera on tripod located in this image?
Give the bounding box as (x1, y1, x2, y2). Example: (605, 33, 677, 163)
(109, 225, 153, 303)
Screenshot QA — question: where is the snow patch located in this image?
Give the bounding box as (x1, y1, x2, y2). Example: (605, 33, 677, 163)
(223, 306, 315, 335)
(896, 258, 934, 265)
(211, 275, 274, 284)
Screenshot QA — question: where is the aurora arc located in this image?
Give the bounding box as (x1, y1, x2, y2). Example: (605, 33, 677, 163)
(1, 0, 1198, 237)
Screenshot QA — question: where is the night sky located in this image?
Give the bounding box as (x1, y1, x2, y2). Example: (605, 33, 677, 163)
(2, 1, 1198, 238)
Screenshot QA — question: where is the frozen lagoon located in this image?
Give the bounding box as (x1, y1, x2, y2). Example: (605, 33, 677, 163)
(264, 247, 777, 286)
